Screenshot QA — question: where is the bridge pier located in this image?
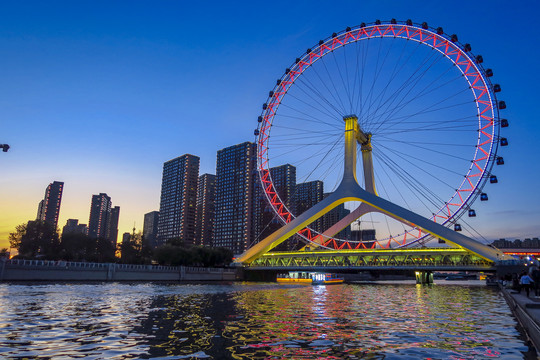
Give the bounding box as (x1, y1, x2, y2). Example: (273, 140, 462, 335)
(415, 271, 433, 284)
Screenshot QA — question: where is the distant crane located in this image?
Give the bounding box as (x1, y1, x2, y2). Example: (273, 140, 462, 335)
(0, 144, 9, 152)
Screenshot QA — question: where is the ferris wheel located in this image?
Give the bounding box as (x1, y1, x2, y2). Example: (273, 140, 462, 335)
(254, 19, 508, 251)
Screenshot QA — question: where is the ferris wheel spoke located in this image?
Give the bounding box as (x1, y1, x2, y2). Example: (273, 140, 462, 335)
(354, 39, 370, 119)
(375, 116, 478, 133)
(375, 143, 458, 194)
(275, 135, 340, 166)
(278, 103, 342, 128)
(368, 54, 448, 130)
(374, 91, 473, 134)
(270, 141, 337, 166)
(374, 115, 475, 126)
(380, 143, 466, 177)
(378, 125, 477, 136)
(330, 50, 353, 112)
(372, 167, 410, 235)
(375, 148, 448, 205)
(270, 131, 342, 143)
(310, 56, 348, 115)
(371, 62, 461, 129)
(373, 152, 413, 211)
(271, 125, 342, 135)
(381, 139, 472, 162)
(378, 158, 447, 215)
(364, 45, 443, 130)
(361, 38, 389, 127)
(368, 73, 465, 131)
(457, 217, 489, 244)
(317, 153, 344, 190)
(363, 39, 404, 123)
(363, 40, 412, 124)
(365, 40, 423, 122)
(374, 116, 478, 136)
(376, 135, 476, 149)
(321, 55, 349, 114)
(275, 113, 343, 129)
(294, 75, 347, 119)
(295, 135, 342, 184)
(284, 88, 344, 122)
(374, 151, 438, 213)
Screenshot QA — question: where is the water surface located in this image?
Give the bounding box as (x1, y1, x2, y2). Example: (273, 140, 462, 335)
(0, 282, 533, 359)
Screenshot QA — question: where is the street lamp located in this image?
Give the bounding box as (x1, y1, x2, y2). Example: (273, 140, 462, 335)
(0, 144, 9, 152)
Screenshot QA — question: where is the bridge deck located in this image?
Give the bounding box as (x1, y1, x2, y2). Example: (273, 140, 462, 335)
(246, 247, 496, 271)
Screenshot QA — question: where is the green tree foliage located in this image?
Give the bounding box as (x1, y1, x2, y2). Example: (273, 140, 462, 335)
(8, 223, 26, 250)
(118, 231, 153, 264)
(9, 220, 60, 259)
(9, 222, 116, 262)
(153, 239, 233, 267)
(60, 232, 116, 263)
(8, 222, 232, 267)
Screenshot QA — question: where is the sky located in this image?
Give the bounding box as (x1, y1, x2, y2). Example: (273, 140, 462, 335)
(1, 0, 539, 250)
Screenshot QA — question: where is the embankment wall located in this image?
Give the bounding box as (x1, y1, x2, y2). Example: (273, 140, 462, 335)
(0, 259, 238, 282)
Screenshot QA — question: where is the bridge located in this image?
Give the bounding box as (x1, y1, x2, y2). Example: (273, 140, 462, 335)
(244, 248, 497, 272)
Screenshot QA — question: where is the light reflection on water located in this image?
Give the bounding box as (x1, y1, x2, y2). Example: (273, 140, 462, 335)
(0, 282, 533, 359)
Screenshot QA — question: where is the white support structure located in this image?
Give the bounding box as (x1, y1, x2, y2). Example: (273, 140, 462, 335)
(236, 115, 506, 264)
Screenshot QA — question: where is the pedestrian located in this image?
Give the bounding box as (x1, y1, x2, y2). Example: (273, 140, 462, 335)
(532, 267, 540, 297)
(520, 272, 534, 297)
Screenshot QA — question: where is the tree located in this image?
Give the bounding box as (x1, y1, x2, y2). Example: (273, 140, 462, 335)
(153, 239, 233, 267)
(118, 231, 153, 264)
(8, 223, 26, 250)
(10, 221, 60, 259)
(88, 237, 117, 263)
(60, 232, 90, 261)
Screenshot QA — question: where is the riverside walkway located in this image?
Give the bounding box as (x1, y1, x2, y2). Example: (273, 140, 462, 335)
(500, 285, 540, 354)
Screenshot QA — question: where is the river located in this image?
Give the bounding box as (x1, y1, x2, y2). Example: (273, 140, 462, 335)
(0, 282, 535, 359)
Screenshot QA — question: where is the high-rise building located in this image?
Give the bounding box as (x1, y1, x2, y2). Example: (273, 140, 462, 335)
(36, 200, 44, 221)
(36, 181, 64, 229)
(321, 192, 351, 240)
(122, 232, 131, 244)
(107, 206, 120, 247)
(295, 180, 324, 234)
(195, 174, 216, 247)
(62, 219, 88, 236)
(143, 211, 160, 249)
(214, 142, 256, 254)
(88, 193, 112, 239)
(254, 164, 297, 249)
(156, 154, 200, 246)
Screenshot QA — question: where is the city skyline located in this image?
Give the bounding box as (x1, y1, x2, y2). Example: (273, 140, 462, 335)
(1, 1, 540, 250)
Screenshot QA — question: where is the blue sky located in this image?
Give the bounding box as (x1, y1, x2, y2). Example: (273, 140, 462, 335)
(0, 0, 538, 248)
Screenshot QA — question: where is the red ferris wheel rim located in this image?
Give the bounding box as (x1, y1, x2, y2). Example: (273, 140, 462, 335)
(256, 20, 501, 250)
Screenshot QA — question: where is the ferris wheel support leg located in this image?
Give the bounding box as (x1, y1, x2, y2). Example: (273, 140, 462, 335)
(235, 191, 354, 264)
(307, 202, 372, 248)
(346, 184, 507, 262)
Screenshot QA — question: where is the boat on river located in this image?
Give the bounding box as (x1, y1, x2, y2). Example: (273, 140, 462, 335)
(276, 272, 344, 285)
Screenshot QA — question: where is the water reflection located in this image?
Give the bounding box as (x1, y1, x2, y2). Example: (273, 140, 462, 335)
(0, 282, 533, 359)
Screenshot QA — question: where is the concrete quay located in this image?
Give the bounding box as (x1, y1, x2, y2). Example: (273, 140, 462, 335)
(500, 285, 540, 354)
(0, 259, 238, 282)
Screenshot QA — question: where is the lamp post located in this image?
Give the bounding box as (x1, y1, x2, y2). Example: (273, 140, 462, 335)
(0, 144, 9, 152)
